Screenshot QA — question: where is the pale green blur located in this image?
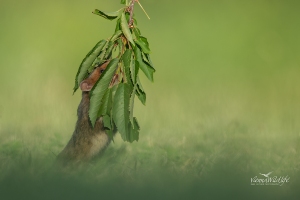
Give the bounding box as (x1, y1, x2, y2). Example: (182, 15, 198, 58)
(0, 0, 300, 199)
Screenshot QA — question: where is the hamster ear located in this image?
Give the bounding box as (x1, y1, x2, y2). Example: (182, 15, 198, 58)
(80, 80, 93, 91)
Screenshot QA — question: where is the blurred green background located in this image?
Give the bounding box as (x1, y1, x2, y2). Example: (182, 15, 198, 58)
(1, 0, 300, 199)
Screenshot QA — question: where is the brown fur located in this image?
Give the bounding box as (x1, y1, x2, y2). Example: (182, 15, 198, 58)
(57, 61, 115, 163)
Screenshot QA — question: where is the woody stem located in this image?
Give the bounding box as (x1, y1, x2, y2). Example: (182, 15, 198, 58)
(128, 0, 136, 28)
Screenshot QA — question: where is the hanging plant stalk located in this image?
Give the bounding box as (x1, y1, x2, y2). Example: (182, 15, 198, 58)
(73, 0, 155, 143)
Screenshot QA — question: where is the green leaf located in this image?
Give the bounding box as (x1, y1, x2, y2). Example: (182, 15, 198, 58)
(89, 58, 119, 126)
(104, 41, 115, 60)
(73, 40, 107, 93)
(133, 28, 140, 40)
(134, 46, 155, 82)
(121, 0, 129, 6)
(129, 84, 137, 127)
(102, 115, 112, 130)
(88, 55, 104, 73)
(115, 18, 121, 32)
(143, 53, 155, 69)
(111, 84, 119, 103)
(97, 88, 112, 117)
(137, 76, 145, 92)
(111, 30, 123, 42)
(112, 83, 132, 141)
(117, 38, 123, 57)
(128, 117, 140, 142)
(121, 13, 135, 47)
(131, 60, 139, 84)
(103, 115, 114, 140)
(135, 27, 141, 35)
(93, 43, 109, 67)
(88, 41, 109, 73)
(89, 54, 107, 73)
(136, 91, 146, 105)
(136, 76, 146, 105)
(134, 117, 140, 130)
(106, 129, 114, 140)
(122, 49, 134, 87)
(125, 12, 130, 22)
(92, 9, 120, 20)
(122, 49, 132, 69)
(140, 36, 149, 46)
(134, 38, 151, 54)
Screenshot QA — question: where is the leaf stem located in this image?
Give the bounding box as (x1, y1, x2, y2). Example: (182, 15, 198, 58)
(128, 0, 150, 28)
(136, 1, 150, 20)
(117, 6, 127, 12)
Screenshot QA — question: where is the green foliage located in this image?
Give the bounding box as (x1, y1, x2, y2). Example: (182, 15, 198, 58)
(112, 83, 131, 141)
(74, 1, 155, 142)
(130, 59, 139, 83)
(111, 30, 123, 42)
(122, 49, 133, 86)
(128, 117, 140, 142)
(73, 40, 107, 93)
(97, 88, 112, 117)
(121, 13, 135, 47)
(102, 114, 114, 139)
(134, 46, 155, 82)
(89, 58, 119, 126)
(136, 76, 146, 105)
(134, 38, 151, 54)
(92, 9, 120, 20)
(104, 41, 115, 60)
(129, 84, 136, 126)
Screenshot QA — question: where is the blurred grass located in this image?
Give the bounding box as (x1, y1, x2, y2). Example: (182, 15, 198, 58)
(1, 0, 300, 199)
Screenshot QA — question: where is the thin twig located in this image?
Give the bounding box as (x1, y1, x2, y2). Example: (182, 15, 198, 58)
(128, 0, 150, 28)
(136, 0, 150, 19)
(117, 6, 127, 12)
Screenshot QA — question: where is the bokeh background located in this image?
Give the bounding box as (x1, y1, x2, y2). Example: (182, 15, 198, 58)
(1, 0, 300, 199)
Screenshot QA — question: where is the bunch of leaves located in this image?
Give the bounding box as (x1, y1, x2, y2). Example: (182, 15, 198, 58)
(73, 0, 155, 143)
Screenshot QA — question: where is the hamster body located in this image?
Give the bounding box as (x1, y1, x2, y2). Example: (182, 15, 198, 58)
(57, 61, 115, 162)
